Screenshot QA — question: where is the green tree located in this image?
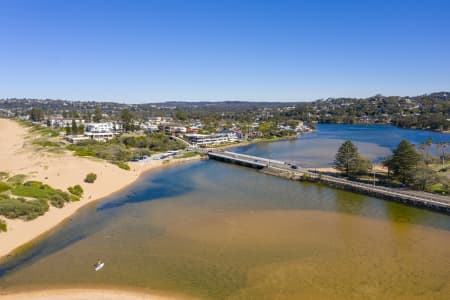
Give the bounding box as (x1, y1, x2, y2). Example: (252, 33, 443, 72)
(71, 119, 78, 135)
(65, 124, 71, 136)
(84, 173, 97, 183)
(174, 110, 188, 121)
(93, 106, 102, 122)
(335, 140, 358, 176)
(29, 108, 44, 122)
(411, 165, 438, 191)
(385, 140, 420, 184)
(78, 124, 85, 135)
(350, 156, 372, 177)
(120, 109, 134, 132)
(258, 122, 273, 137)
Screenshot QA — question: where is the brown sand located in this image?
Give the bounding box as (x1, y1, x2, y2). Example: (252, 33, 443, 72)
(0, 288, 189, 300)
(0, 119, 201, 258)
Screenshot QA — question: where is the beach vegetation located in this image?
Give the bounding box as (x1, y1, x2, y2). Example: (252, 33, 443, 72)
(0, 197, 49, 220)
(6, 174, 27, 185)
(114, 161, 131, 170)
(67, 133, 186, 167)
(67, 184, 84, 197)
(0, 219, 6, 232)
(32, 139, 62, 148)
(29, 124, 60, 137)
(0, 182, 10, 193)
(11, 181, 71, 207)
(0, 172, 9, 180)
(84, 173, 97, 183)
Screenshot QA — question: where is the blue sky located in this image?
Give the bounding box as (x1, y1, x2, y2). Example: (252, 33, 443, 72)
(1, 0, 449, 102)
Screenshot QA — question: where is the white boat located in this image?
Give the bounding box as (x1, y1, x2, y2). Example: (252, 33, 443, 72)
(94, 262, 105, 271)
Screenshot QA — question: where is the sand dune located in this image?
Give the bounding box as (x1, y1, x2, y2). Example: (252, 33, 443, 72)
(0, 119, 200, 258)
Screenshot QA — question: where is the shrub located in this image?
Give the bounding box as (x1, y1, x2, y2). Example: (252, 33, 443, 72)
(6, 174, 27, 185)
(11, 181, 72, 208)
(0, 219, 6, 232)
(0, 194, 10, 201)
(0, 172, 9, 180)
(114, 161, 130, 170)
(67, 184, 84, 197)
(0, 182, 10, 193)
(49, 193, 70, 208)
(84, 173, 97, 183)
(33, 139, 61, 147)
(70, 194, 80, 202)
(12, 181, 64, 198)
(0, 198, 49, 220)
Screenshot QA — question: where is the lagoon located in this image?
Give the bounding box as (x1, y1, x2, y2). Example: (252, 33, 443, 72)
(0, 125, 449, 299)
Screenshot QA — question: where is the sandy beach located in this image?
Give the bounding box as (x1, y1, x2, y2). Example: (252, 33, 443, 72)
(0, 288, 190, 300)
(0, 119, 202, 258)
(310, 164, 387, 174)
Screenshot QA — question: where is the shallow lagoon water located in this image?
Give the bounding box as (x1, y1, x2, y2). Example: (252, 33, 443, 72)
(0, 125, 449, 299)
(234, 124, 449, 167)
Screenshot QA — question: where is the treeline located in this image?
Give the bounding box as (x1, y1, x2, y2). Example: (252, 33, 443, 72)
(4, 92, 449, 133)
(285, 93, 449, 131)
(334, 139, 449, 193)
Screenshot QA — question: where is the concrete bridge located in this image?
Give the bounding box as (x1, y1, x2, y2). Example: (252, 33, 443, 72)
(207, 151, 285, 169)
(206, 150, 450, 213)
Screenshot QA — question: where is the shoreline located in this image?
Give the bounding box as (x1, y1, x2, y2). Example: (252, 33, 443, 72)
(0, 118, 204, 259)
(0, 288, 193, 300)
(0, 156, 203, 260)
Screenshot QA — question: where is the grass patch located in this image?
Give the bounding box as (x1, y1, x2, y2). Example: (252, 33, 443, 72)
(70, 194, 80, 202)
(29, 125, 60, 137)
(429, 184, 448, 195)
(6, 174, 27, 185)
(0, 182, 10, 193)
(0, 197, 49, 220)
(33, 139, 62, 148)
(67, 184, 84, 197)
(11, 181, 71, 208)
(67, 144, 95, 157)
(84, 173, 97, 183)
(113, 161, 131, 170)
(0, 194, 10, 200)
(0, 219, 6, 232)
(0, 172, 9, 180)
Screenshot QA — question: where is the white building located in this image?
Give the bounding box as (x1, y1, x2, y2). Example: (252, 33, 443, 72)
(84, 131, 115, 142)
(184, 133, 232, 147)
(85, 122, 121, 133)
(50, 118, 85, 128)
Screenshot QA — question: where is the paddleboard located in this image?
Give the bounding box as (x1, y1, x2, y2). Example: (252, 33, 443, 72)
(94, 262, 105, 271)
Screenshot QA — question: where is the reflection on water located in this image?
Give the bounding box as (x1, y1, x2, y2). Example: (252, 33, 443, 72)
(1, 161, 449, 299)
(233, 124, 449, 167)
